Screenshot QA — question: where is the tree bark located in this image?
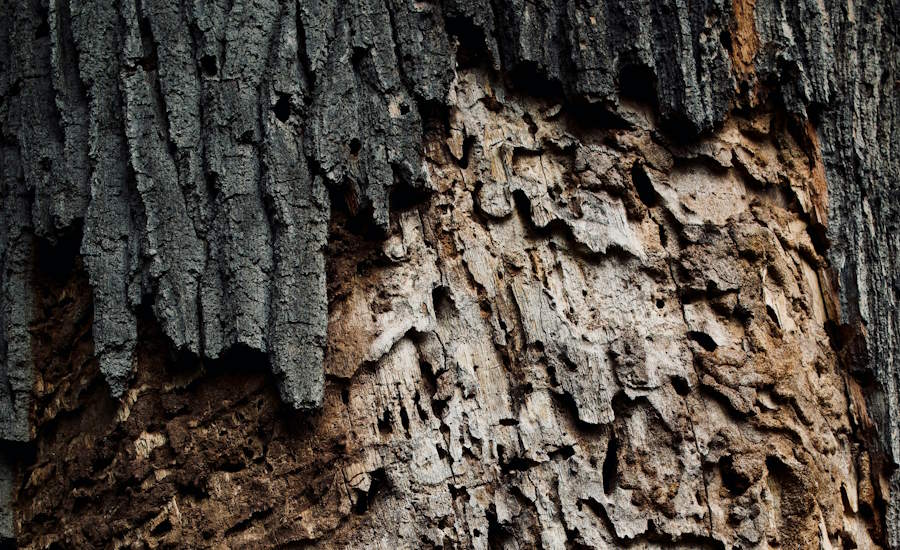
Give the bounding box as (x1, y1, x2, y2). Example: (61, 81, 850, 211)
(0, 0, 897, 548)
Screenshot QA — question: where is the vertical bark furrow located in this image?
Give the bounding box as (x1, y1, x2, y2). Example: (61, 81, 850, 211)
(261, 0, 328, 408)
(47, 0, 91, 232)
(817, 0, 900, 541)
(11, 1, 68, 241)
(387, 0, 454, 104)
(0, 1, 36, 450)
(0, 145, 33, 445)
(70, 0, 141, 396)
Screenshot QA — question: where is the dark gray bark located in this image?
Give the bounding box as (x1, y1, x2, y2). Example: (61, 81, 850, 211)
(0, 0, 898, 546)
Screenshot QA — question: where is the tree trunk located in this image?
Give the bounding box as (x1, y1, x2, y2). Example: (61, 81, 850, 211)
(1, 0, 897, 548)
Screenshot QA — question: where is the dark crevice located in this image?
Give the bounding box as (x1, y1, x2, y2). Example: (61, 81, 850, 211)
(377, 408, 394, 434)
(602, 434, 618, 495)
(764, 304, 781, 328)
(631, 162, 658, 208)
(671, 375, 691, 396)
(549, 444, 576, 461)
(447, 482, 467, 500)
(223, 507, 273, 536)
(498, 449, 539, 474)
(486, 507, 513, 549)
(34, 222, 83, 280)
(458, 135, 475, 169)
(506, 61, 566, 101)
(294, 3, 313, 87)
(214, 343, 273, 375)
(135, 16, 159, 72)
(399, 405, 410, 436)
(388, 184, 431, 213)
(272, 93, 291, 122)
(431, 285, 455, 319)
(687, 331, 718, 352)
(353, 468, 386, 515)
(617, 63, 659, 111)
(35, 5, 50, 38)
(417, 358, 437, 396)
(807, 221, 830, 255)
(445, 16, 491, 70)
(326, 184, 385, 238)
(150, 518, 172, 535)
(199, 54, 218, 77)
(348, 137, 362, 156)
(419, 361, 447, 418)
(414, 391, 429, 422)
(718, 455, 751, 495)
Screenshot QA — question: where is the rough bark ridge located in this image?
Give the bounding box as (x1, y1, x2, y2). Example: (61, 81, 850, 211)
(0, 0, 898, 547)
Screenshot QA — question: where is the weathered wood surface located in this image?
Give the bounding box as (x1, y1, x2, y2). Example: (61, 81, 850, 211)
(0, 0, 897, 547)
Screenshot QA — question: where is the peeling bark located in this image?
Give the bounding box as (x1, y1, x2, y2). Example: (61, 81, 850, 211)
(0, 0, 898, 547)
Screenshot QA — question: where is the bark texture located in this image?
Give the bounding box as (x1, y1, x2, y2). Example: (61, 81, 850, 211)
(0, 0, 898, 547)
